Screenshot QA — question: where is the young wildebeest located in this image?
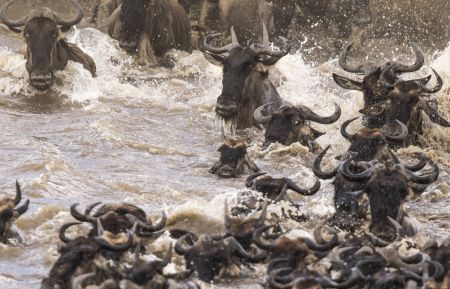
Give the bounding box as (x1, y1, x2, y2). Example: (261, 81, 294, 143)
(108, 0, 192, 67)
(361, 65, 449, 146)
(201, 27, 290, 129)
(209, 136, 260, 178)
(0, 181, 29, 244)
(254, 102, 341, 152)
(0, 0, 96, 90)
(332, 42, 425, 127)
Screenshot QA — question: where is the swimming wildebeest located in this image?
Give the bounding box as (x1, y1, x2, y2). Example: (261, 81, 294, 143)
(254, 102, 341, 152)
(361, 65, 449, 146)
(209, 136, 260, 178)
(175, 232, 266, 282)
(332, 42, 425, 127)
(0, 181, 29, 244)
(245, 172, 320, 202)
(108, 0, 192, 67)
(317, 151, 439, 243)
(201, 27, 290, 129)
(0, 0, 96, 90)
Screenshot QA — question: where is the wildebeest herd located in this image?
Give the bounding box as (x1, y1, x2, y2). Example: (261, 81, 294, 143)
(0, 0, 449, 288)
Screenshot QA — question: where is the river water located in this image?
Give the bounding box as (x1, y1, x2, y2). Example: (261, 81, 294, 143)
(0, 24, 449, 289)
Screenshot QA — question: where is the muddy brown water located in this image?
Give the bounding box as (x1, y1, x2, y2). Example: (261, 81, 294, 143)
(0, 8, 449, 289)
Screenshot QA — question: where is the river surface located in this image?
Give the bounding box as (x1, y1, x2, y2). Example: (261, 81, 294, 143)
(0, 26, 449, 289)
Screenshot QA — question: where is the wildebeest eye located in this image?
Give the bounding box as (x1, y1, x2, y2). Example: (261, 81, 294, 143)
(256, 185, 262, 190)
(52, 32, 58, 39)
(24, 32, 30, 38)
(294, 120, 300, 126)
(378, 139, 385, 145)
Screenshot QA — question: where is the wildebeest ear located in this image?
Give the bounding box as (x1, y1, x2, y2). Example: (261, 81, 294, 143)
(359, 100, 388, 116)
(61, 40, 97, 77)
(217, 144, 225, 152)
(332, 73, 363, 91)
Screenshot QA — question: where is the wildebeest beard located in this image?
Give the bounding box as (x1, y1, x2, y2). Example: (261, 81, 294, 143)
(119, 0, 148, 51)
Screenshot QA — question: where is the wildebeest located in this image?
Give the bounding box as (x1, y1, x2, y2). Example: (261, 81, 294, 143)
(340, 154, 439, 243)
(254, 103, 341, 151)
(0, 181, 29, 244)
(245, 172, 320, 202)
(340, 117, 409, 155)
(70, 203, 166, 239)
(209, 136, 260, 178)
(332, 43, 425, 127)
(0, 0, 96, 90)
(175, 232, 266, 282)
(360, 65, 449, 146)
(313, 145, 436, 235)
(108, 0, 192, 67)
(201, 27, 290, 129)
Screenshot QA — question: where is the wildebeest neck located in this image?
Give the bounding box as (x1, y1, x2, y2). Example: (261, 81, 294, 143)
(120, 0, 148, 51)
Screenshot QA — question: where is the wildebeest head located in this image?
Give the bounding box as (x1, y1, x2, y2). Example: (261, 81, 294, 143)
(0, 181, 29, 243)
(254, 103, 341, 150)
(332, 43, 424, 127)
(70, 203, 167, 239)
(361, 67, 448, 146)
(245, 172, 320, 202)
(209, 136, 259, 178)
(341, 155, 439, 244)
(340, 117, 409, 160)
(175, 233, 265, 282)
(0, 0, 84, 90)
(201, 26, 290, 125)
(118, 0, 148, 51)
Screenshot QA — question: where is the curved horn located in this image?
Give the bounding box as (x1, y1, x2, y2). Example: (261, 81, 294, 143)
(338, 43, 364, 74)
(303, 103, 341, 124)
(94, 230, 134, 251)
(251, 37, 291, 58)
(14, 181, 21, 206)
(228, 237, 266, 262)
(341, 158, 375, 182)
(246, 171, 267, 187)
(15, 199, 29, 215)
(53, 0, 84, 27)
(0, 0, 28, 28)
(202, 29, 239, 54)
(285, 177, 321, 196)
(59, 222, 82, 243)
(174, 233, 195, 255)
(405, 162, 439, 184)
(252, 225, 275, 250)
(313, 146, 341, 180)
(404, 152, 428, 172)
(304, 223, 339, 252)
(139, 211, 167, 232)
(254, 103, 273, 124)
(382, 120, 409, 142)
(340, 117, 358, 140)
(420, 68, 443, 94)
(393, 43, 424, 73)
(70, 203, 96, 223)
